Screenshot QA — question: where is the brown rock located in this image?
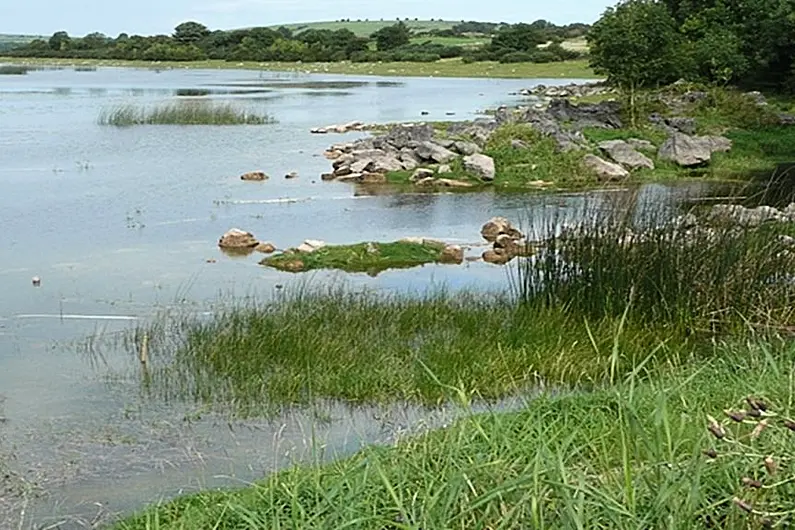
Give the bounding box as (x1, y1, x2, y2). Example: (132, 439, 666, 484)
(481, 217, 523, 243)
(240, 171, 268, 181)
(435, 178, 474, 188)
(439, 245, 464, 264)
(281, 260, 305, 272)
(360, 172, 387, 184)
(218, 228, 259, 249)
(482, 249, 512, 265)
(255, 242, 276, 254)
(321, 172, 336, 181)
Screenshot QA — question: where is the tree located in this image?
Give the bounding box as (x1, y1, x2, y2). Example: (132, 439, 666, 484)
(491, 24, 546, 53)
(372, 22, 411, 51)
(173, 21, 210, 44)
(588, 0, 683, 124)
(48, 31, 71, 51)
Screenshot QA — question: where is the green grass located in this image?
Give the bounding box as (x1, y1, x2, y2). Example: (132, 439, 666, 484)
(260, 240, 448, 274)
(0, 56, 597, 79)
(98, 101, 276, 126)
(271, 19, 461, 37)
(0, 64, 31, 75)
(115, 338, 795, 529)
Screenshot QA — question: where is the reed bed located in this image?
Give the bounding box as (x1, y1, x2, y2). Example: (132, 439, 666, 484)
(98, 101, 276, 126)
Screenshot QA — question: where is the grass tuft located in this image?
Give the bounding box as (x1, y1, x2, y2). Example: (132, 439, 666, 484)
(98, 101, 276, 126)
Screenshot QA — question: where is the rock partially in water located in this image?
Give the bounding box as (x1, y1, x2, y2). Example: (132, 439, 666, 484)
(439, 245, 464, 264)
(240, 171, 268, 181)
(481, 217, 523, 243)
(285, 171, 299, 179)
(219, 228, 259, 249)
(598, 140, 654, 171)
(296, 239, 326, 253)
(482, 248, 512, 265)
(255, 242, 276, 254)
(583, 154, 630, 181)
(463, 154, 495, 182)
(435, 178, 475, 188)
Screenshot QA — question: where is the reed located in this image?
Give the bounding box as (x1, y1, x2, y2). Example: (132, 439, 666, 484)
(98, 101, 276, 126)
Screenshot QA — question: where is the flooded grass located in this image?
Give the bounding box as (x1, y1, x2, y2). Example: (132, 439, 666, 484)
(115, 338, 795, 529)
(98, 101, 276, 126)
(0, 65, 31, 75)
(261, 240, 448, 274)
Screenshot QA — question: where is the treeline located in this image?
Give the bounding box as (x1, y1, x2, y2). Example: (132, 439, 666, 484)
(588, 0, 795, 91)
(426, 20, 590, 40)
(6, 20, 584, 64)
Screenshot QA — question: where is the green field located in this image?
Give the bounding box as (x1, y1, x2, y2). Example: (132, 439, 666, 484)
(0, 56, 598, 79)
(270, 19, 462, 37)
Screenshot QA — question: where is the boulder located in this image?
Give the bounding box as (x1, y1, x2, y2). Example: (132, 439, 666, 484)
(240, 171, 268, 181)
(415, 141, 459, 164)
(481, 217, 523, 243)
(285, 171, 299, 179)
(320, 172, 336, 181)
(438, 164, 453, 174)
(463, 154, 496, 182)
(411, 168, 436, 182)
(360, 172, 387, 184)
(453, 141, 481, 156)
(296, 239, 326, 253)
(583, 154, 630, 181)
(657, 133, 731, 167)
(433, 138, 456, 149)
(371, 155, 404, 173)
(255, 242, 276, 254)
(219, 228, 258, 249)
(332, 153, 355, 169)
(350, 159, 373, 174)
(439, 245, 464, 264)
(482, 249, 512, 265)
(377, 124, 435, 149)
(546, 99, 623, 130)
(598, 140, 655, 171)
(649, 114, 697, 135)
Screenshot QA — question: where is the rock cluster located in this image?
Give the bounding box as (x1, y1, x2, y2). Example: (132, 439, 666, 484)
(520, 82, 619, 99)
(709, 203, 795, 227)
(218, 229, 276, 254)
(480, 217, 533, 264)
(322, 123, 495, 186)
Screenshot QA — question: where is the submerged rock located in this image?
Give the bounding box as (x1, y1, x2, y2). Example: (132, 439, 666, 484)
(218, 228, 259, 249)
(240, 171, 268, 181)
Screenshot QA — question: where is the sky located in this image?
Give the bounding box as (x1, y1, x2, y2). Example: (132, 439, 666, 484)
(0, 0, 615, 37)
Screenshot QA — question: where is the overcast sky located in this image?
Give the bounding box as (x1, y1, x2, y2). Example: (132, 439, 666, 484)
(0, 0, 615, 36)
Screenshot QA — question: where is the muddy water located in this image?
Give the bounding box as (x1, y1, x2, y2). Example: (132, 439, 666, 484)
(0, 65, 712, 527)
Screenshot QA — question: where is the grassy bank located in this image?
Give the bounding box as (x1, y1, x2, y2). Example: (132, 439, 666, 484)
(385, 86, 795, 189)
(0, 56, 597, 79)
(260, 240, 449, 274)
(116, 339, 795, 529)
(98, 102, 276, 126)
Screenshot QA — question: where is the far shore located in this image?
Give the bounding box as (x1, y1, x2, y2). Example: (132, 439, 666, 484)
(0, 56, 598, 79)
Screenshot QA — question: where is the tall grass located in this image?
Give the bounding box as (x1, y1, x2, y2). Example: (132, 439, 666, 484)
(0, 65, 31, 75)
(98, 101, 276, 126)
(514, 198, 795, 332)
(115, 337, 795, 529)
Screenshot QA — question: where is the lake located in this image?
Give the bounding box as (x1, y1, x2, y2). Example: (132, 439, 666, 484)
(0, 65, 709, 528)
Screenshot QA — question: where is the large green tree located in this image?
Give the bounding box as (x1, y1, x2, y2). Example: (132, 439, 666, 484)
(372, 22, 411, 51)
(173, 21, 210, 44)
(588, 0, 683, 123)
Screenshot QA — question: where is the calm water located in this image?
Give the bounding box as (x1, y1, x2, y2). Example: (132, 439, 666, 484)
(0, 65, 708, 527)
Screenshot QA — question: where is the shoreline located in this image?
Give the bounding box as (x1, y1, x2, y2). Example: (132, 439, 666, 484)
(0, 56, 598, 79)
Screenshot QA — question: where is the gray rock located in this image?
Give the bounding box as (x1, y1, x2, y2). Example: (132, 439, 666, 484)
(583, 154, 630, 181)
(438, 164, 453, 174)
(626, 138, 655, 151)
(435, 178, 474, 188)
(511, 139, 529, 149)
(332, 153, 354, 169)
(658, 133, 732, 167)
(658, 133, 712, 167)
(710, 204, 788, 226)
(376, 124, 435, 149)
(411, 168, 436, 182)
(400, 156, 418, 171)
(463, 154, 496, 182)
(415, 141, 459, 164)
(746, 91, 767, 106)
(598, 140, 655, 171)
(649, 114, 697, 135)
(433, 138, 456, 149)
(350, 159, 373, 174)
(453, 141, 481, 156)
(371, 155, 404, 173)
(546, 99, 623, 130)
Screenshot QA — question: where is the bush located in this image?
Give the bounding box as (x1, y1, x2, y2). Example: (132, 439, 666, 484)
(528, 50, 560, 63)
(499, 51, 534, 63)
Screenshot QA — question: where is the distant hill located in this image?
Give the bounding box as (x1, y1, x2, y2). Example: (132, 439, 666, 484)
(269, 20, 465, 37)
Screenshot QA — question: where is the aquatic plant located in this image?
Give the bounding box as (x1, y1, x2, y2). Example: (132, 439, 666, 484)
(114, 337, 795, 529)
(0, 65, 31, 75)
(97, 101, 276, 126)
